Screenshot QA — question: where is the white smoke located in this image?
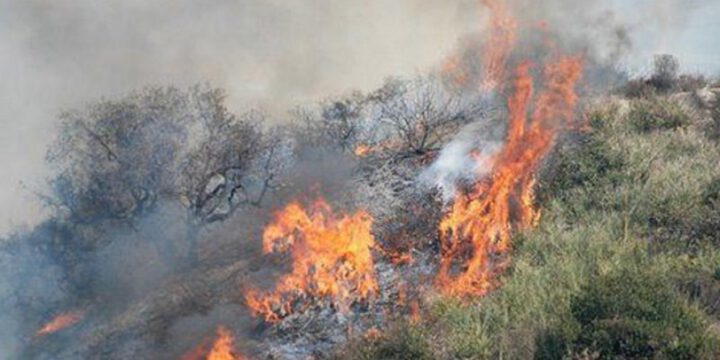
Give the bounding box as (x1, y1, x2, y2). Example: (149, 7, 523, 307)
(420, 113, 504, 201)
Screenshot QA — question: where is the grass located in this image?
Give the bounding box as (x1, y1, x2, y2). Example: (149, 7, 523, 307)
(343, 94, 720, 359)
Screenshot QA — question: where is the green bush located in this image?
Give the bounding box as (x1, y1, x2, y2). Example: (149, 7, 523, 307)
(703, 178, 720, 207)
(645, 177, 720, 250)
(567, 268, 710, 359)
(628, 99, 690, 133)
(539, 132, 624, 206)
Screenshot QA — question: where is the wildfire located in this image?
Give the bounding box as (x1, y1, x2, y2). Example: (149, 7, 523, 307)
(436, 0, 583, 297)
(245, 198, 377, 323)
(35, 310, 84, 337)
(442, 55, 470, 88)
(479, 0, 518, 91)
(354, 144, 372, 157)
(181, 326, 247, 360)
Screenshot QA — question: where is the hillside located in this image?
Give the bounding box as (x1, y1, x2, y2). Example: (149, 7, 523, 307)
(3, 1, 720, 359)
(342, 86, 720, 359)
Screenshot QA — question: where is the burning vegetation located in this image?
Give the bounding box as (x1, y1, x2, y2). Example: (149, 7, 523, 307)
(181, 326, 248, 360)
(5, 0, 720, 359)
(245, 198, 377, 323)
(438, 57, 583, 297)
(35, 311, 85, 337)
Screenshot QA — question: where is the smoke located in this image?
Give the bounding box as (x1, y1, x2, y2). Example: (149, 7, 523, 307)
(0, 0, 478, 235)
(2, 0, 719, 234)
(420, 113, 504, 200)
(2, 0, 720, 358)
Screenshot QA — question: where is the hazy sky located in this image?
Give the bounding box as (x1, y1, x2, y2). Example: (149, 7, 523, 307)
(1, 0, 719, 235)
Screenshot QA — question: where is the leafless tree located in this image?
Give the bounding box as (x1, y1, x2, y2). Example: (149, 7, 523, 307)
(372, 76, 484, 156)
(47, 85, 287, 261)
(47, 87, 191, 224)
(290, 91, 372, 155)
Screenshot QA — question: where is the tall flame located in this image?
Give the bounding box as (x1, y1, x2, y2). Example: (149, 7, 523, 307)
(435, 0, 584, 297)
(479, 0, 518, 91)
(438, 57, 583, 297)
(207, 327, 241, 360)
(245, 198, 377, 322)
(35, 310, 84, 337)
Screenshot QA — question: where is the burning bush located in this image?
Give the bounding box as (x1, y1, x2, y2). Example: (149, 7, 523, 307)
(244, 198, 377, 323)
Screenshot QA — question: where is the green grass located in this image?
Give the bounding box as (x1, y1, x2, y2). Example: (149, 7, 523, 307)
(344, 95, 720, 359)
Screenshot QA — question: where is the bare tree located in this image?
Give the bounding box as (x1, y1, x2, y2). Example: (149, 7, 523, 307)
(373, 76, 483, 156)
(290, 91, 372, 155)
(47, 87, 191, 224)
(47, 85, 287, 261)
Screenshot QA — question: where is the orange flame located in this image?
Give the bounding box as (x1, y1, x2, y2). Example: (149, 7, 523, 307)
(354, 144, 372, 157)
(245, 198, 377, 323)
(442, 55, 470, 88)
(35, 310, 84, 336)
(480, 0, 518, 91)
(180, 326, 247, 360)
(437, 57, 583, 297)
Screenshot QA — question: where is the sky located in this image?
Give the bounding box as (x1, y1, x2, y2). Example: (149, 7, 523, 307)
(1, 0, 719, 235)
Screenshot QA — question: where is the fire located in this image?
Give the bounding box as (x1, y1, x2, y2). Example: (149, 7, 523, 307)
(180, 326, 247, 360)
(35, 310, 84, 336)
(479, 0, 518, 91)
(245, 198, 377, 323)
(437, 57, 583, 297)
(354, 143, 372, 157)
(442, 55, 470, 88)
(207, 327, 241, 360)
(435, 0, 583, 297)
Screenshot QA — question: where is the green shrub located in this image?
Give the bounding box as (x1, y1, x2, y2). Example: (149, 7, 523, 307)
(645, 177, 720, 250)
(628, 99, 690, 133)
(539, 132, 624, 207)
(703, 178, 720, 207)
(707, 102, 720, 141)
(567, 268, 711, 359)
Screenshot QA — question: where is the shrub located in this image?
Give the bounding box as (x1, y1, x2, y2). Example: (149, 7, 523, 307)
(619, 55, 705, 98)
(621, 78, 658, 99)
(702, 178, 720, 208)
(566, 268, 711, 359)
(706, 100, 720, 141)
(627, 98, 690, 132)
(646, 177, 720, 250)
(677, 74, 708, 93)
(647, 54, 680, 94)
(539, 132, 624, 206)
